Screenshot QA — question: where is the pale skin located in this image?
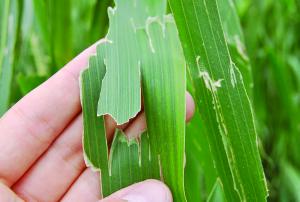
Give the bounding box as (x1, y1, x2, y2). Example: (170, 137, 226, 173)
(0, 42, 195, 202)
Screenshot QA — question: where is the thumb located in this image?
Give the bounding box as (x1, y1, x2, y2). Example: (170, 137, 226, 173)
(99, 179, 172, 202)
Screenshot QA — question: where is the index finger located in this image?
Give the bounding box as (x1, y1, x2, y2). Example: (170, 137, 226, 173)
(0, 41, 100, 186)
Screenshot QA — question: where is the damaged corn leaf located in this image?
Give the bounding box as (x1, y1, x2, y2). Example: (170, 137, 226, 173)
(0, 0, 20, 116)
(81, 46, 158, 196)
(184, 0, 254, 200)
(81, 47, 157, 196)
(80, 52, 110, 195)
(139, 15, 186, 201)
(97, 0, 167, 124)
(81, 56, 160, 194)
(82, 0, 186, 201)
(216, 0, 253, 96)
(108, 131, 160, 193)
(169, 0, 268, 201)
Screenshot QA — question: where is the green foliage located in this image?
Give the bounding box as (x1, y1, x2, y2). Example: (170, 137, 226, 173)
(169, 0, 267, 200)
(237, 0, 300, 200)
(1, 0, 300, 201)
(0, 0, 20, 116)
(108, 131, 160, 193)
(0, 0, 111, 112)
(81, 43, 160, 197)
(81, 1, 186, 201)
(17, 74, 47, 94)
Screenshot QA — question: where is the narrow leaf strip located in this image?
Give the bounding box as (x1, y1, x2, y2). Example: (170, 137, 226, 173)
(108, 131, 160, 193)
(0, 0, 20, 115)
(80, 50, 111, 196)
(139, 16, 186, 201)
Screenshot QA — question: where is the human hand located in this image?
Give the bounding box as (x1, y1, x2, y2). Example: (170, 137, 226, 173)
(0, 42, 195, 202)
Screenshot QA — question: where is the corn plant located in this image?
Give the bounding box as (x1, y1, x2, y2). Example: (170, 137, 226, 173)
(80, 0, 267, 201)
(1, 0, 300, 201)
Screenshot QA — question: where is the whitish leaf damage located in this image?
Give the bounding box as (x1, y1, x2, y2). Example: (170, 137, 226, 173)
(229, 61, 238, 88)
(199, 71, 223, 92)
(196, 56, 223, 92)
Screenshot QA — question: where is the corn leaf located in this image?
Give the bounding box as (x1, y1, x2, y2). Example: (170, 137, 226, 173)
(17, 74, 47, 95)
(96, 0, 167, 124)
(139, 15, 186, 201)
(81, 0, 186, 201)
(207, 179, 225, 202)
(81, 55, 160, 196)
(185, 113, 217, 202)
(71, 0, 112, 54)
(71, 0, 98, 53)
(84, 0, 112, 44)
(169, 0, 268, 201)
(216, 0, 253, 95)
(81, 51, 111, 197)
(184, 0, 254, 200)
(281, 161, 300, 201)
(0, 0, 20, 116)
(81, 54, 160, 195)
(81, 51, 160, 197)
(108, 131, 160, 193)
(32, 0, 72, 69)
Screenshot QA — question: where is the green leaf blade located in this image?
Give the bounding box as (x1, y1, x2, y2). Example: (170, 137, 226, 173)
(169, 0, 268, 200)
(82, 1, 186, 201)
(108, 131, 160, 194)
(80, 51, 111, 196)
(139, 16, 186, 201)
(97, 0, 167, 124)
(0, 0, 20, 116)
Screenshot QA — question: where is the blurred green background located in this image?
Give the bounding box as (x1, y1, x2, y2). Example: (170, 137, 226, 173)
(238, 0, 300, 201)
(1, 0, 299, 201)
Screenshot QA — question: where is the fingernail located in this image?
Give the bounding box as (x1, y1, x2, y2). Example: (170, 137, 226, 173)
(121, 180, 172, 202)
(185, 91, 195, 122)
